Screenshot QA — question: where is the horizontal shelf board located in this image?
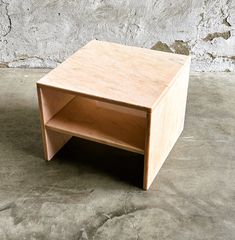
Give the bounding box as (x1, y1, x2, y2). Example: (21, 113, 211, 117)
(46, 96, 146, 154)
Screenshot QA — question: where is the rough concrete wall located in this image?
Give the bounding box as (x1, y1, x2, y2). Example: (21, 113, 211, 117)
(0, 0, 234, 71)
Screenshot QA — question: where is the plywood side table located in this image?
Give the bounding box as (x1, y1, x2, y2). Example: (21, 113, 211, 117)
(37, 40, 191, 190)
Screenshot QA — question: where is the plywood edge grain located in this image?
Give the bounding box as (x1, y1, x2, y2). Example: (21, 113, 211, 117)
(37, 84, 73, 160)
(143, 112, 152, 190)
(36, 83, 151, 113)
(36, 85, 49, 160)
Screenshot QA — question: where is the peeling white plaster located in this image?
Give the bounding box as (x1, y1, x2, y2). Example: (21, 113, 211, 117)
(0, 0, 234, 71)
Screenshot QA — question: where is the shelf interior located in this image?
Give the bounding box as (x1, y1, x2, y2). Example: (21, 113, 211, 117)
(45, 96, 147, 154)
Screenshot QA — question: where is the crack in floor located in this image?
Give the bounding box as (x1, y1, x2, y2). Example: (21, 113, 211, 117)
(123, 191, 140, 240)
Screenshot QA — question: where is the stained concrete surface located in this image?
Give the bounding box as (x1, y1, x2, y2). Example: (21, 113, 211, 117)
(0, 69, 235, 239)
(0, 0, 235, 71)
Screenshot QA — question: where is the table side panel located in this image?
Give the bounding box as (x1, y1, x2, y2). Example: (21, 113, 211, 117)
(37, 85, 73, 160)
(143, 61, 190, 189)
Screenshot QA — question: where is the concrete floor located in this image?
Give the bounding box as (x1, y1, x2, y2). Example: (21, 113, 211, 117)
(0, 69, 234, 240)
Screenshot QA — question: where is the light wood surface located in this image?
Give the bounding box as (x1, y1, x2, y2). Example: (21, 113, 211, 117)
(143, 60, 190, 189)
(37, 86, 74, 160)
(37, 40, 189, 111)
(46, 96, 146, 154)
(36, 40, 191, 189)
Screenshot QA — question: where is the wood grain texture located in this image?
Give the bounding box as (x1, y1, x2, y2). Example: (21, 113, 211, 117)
(36, 40, 191, 189)
(143, 60, 191, 190)
(46, 96, 146, 154)
(37, 40, 189, 111)
(37, 86, 74, 160)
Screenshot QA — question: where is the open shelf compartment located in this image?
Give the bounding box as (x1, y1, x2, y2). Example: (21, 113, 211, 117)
(44, 90, 147, 154)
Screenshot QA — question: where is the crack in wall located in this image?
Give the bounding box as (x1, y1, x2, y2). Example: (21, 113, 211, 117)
(223, 17, 231, 27)
(5, 55, 62, 68)
(1, 0, 12, 37)
(13, 55, 44, 62)
(207, 53, 216, 60)
(207, 52, 235, 63)
(221, 0, 232, 27)
(195, 0, 208, 41)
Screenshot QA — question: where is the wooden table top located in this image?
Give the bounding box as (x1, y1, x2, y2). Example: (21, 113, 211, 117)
(37, 40, 190, 111)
